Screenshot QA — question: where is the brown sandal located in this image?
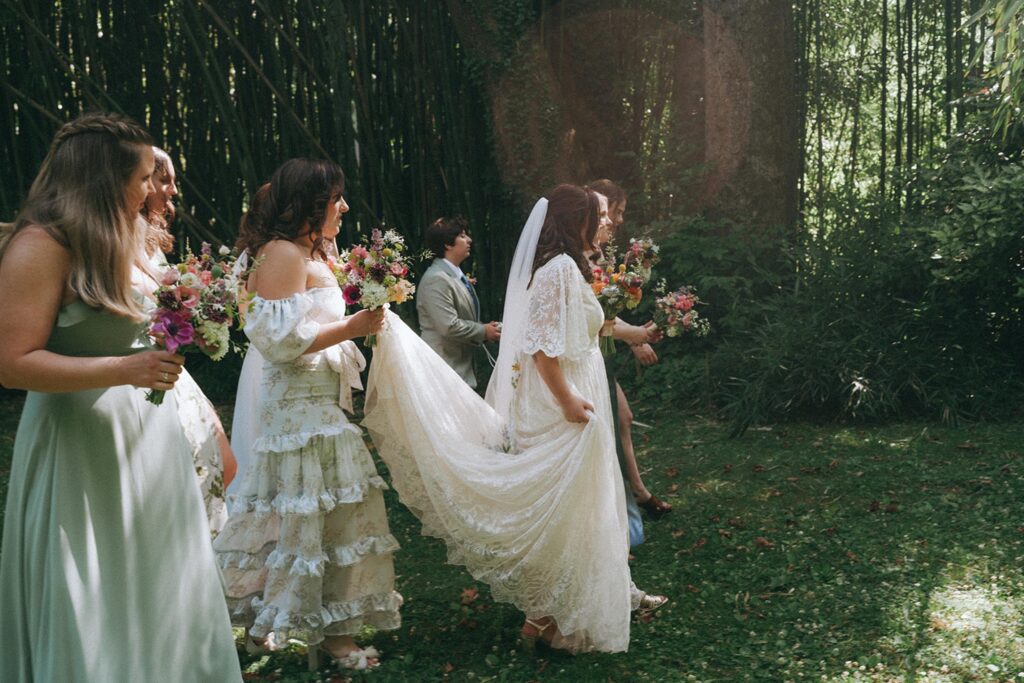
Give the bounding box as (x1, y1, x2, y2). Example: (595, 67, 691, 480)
(637, 493, 672, 517)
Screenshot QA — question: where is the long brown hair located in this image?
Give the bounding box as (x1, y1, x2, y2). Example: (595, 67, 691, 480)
(0, 112, 153, 319)
(587, 178, 627, 208)
(531, 184, 599, 282)
(236, 158, 344, 260)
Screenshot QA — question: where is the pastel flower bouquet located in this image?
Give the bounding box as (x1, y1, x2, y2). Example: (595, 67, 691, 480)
(332, 228, 417, 346)
(147, 242, 244, 405)
(653, 285, 711, 338)
(591, 239, 656, 357)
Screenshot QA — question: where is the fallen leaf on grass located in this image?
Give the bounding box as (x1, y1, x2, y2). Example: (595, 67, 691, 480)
(785, 476, 799, 483)
(717, 529, 732, 538)
(460, 587, 479, 605)
(753, 464, 767, 473)
(728, 517, 744, 528)
(442, 663, 455, 674)
(823, 526, 838, 536)
(829, 459, 839, 469)
(668, 483, 680, 493)
(799, 466, 821, 474)
(885, 502, 899, 513)
(929, 616, 948, 630)
(846, 550, 860, 563)
(687, 584, 700, 593)
(723, 464, 733, 473)
(672, 529, 686, 538)
(755, 537, 775, 549)
(957, 442, 977, 450)
(868, 500, 881, 512)
(666, 467, 679, 478)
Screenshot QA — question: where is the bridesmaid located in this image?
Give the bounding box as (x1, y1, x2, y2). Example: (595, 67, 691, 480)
(0, 113, 241, 681)
(140, 146, 237, 535)
(213, 158, 402, 671)
(589, 179, 673, 522)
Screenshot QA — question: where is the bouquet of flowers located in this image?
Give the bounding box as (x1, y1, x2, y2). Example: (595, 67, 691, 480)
(332, 228, 417, 346)
(652, 285, 711, 338)
(148, 242, 244, 405)
(591, 240, 654, 357)
(622, 237, 660, 282)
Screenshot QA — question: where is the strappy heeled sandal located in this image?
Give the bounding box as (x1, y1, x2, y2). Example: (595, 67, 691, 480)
(637, 493, 673, 517)
(308, 643, 381, 672)
(636, 592, 669, 615)
(520, 617, 557, 654)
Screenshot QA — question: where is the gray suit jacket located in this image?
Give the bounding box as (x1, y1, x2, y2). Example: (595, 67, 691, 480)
(416, 259, 485, 388)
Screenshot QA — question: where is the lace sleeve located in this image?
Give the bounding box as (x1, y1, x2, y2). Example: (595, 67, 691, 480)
(522, 255, 591, 360)
(243, 292, 320, 363)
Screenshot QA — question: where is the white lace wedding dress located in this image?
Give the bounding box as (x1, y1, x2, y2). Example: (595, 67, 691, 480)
(213, 286, 402, 644)
(364, 253, 633, 653)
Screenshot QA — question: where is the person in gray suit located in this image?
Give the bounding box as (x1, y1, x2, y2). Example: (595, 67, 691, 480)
(416, 216, 501, 389)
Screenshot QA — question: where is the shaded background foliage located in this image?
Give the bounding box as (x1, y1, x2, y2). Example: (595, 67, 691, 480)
(1, 0, 1021, 426)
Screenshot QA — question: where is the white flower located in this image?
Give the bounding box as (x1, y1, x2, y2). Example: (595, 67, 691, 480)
(383, 229, 403, 244)
(360, 280, 389, 309)
(179, 271, 201, 288)
(218, 245, 231, 256)
(198, 320, 230, 361)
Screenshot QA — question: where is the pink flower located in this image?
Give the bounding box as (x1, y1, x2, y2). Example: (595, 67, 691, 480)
(390, 262, 405, 276)
(200, 270, 213, 286)
(177, 286, 201, 309)
(342, 285, 363, 305)
(152, 310, 195, 353)
(678, 295, 694, 312)
(160, 269, 179, 286)
(350, 246, 369, 262)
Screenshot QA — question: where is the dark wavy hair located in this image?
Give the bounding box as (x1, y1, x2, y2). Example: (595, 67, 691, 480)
(236, 158, 344, 259)
(531, 184, 599, 282)
(425, 215, 468, 260)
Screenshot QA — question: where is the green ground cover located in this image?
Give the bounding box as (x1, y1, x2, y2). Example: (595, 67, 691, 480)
(2, 391, 1023, 681)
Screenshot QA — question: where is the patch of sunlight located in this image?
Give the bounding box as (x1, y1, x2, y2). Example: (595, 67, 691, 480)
(691, 478, 734, 494)
(829, 429, 863, 447)
(812, 572, 1024, 682)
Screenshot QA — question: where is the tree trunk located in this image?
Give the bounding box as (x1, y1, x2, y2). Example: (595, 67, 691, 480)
(702, 0, 800, 230)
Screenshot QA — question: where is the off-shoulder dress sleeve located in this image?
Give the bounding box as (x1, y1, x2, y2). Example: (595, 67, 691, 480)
(243, 292, 319, 363)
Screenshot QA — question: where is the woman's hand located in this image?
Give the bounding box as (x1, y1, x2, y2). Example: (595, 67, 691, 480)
(346, 308, 386, 338)
(122, 350, 185, 390)
(559, 394, 594, 423)
(615, 321, 650, 346)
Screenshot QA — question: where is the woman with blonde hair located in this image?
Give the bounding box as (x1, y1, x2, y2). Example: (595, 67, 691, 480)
(140, 146, 238, 535)
(0, 112, 241, 682)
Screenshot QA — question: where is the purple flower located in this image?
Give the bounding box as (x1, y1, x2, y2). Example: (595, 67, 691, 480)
(201, 242, 212, 256)
(157, 290, 179, 310)
(152, 310, 195, 353)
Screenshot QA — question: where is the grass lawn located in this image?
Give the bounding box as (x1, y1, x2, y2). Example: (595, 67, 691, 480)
(2, 389, 1024, 681)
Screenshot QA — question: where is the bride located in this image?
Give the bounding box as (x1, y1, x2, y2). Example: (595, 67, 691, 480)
(364, 184, 665, 653)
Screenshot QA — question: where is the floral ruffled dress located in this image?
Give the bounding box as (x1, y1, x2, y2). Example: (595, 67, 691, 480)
(213, 286, 402, 644)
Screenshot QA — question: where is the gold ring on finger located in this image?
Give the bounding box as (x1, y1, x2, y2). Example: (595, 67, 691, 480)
(161, 372, 170, 382)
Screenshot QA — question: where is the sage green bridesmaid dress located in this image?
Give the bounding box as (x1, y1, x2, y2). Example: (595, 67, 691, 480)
(0, 299, 242, 682)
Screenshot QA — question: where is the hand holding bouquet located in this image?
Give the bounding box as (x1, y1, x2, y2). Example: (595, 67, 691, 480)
(591, 241, 654, 357)
(653, 285, 711, 338)
(332, 228, 417, 346)
(147, 243, 243, 404)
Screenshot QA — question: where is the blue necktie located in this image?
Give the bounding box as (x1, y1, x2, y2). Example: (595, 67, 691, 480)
(460, 273, 480, 320)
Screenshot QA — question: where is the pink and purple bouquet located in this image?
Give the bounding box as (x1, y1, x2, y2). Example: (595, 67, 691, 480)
(147, 242, 243, 404)
(332, 228, 418, 346)
(653, 285, 711, 338)
(622, 237, 660, 282)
